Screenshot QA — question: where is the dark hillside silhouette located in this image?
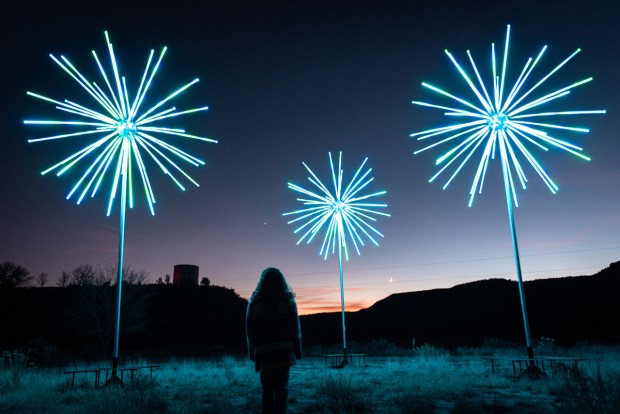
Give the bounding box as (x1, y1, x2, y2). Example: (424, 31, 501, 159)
(302, 261, 620, 349)
(133, 285, 248, 357)
(0, 262, 618, 363)
(0, 284, 248, 362)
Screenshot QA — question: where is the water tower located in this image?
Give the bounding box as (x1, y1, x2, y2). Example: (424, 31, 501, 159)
(173, 264, 199, 286)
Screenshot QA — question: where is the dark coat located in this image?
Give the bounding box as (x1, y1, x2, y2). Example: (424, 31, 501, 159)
(246, 297, 302, 372)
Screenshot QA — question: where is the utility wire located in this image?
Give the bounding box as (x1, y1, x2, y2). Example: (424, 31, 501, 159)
(236, 263, 609, 298)
(217, 245, 620, 283)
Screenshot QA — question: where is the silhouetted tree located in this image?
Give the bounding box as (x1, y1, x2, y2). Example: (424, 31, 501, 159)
(96, 263, 119, 286)
(125, 268, 150, 285)
(65, 271, 151, 356)
(98, 263, 149, 285)
(155, 277, 164, 285)
(57, 271, 70, 287)
(165, 274, 171, 284)
(36, 272, 49, 287)
(200, 277, 211, 286)
(68, 264, 100, 286)
(0, 262, 32, 288)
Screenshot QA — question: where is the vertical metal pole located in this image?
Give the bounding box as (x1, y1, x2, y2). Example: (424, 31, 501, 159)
(338, 239, 347, 364)
(501, 140, 534, 362)
(506, 200, 534, 361)
(111, 142, 128, 382)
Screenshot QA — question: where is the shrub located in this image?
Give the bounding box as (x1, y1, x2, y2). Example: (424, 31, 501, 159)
(413, 344, 449, 360)
(0, 350, 35, 395)
(361, 338, 407, 356)
(78, 377, 167, 414)
(312, 372, 371, 413)
(553, 367, 620, 414)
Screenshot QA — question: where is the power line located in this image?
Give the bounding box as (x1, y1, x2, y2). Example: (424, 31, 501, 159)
(236, 264, 608, 297)
(216, 245, 620, 283)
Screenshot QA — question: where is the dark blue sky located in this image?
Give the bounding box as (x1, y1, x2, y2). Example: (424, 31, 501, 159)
(2, 1, 619, 313)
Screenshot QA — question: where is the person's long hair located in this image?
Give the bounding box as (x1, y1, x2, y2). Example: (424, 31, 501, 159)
(250, 267, 295, 305)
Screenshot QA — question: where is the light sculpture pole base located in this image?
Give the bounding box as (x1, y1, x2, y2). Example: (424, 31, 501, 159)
(105, 356, 124, 386)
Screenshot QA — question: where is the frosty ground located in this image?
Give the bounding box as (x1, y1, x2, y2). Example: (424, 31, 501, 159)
(1, 343, 619, 413)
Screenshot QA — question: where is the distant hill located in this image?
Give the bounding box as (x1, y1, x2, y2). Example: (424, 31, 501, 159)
(1, 262, 618, 363)
(300, 261, 620, 349)
(0, 284, 248, 363)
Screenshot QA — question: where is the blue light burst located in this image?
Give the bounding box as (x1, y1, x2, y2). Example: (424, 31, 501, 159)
(283, 151, 390, 260)
(24, 31, 217, 216)
(411, 25, 605, 207)
(411, 25, 605, 360)
(24, 31, 216, 381)
(284, 151, 389, 359)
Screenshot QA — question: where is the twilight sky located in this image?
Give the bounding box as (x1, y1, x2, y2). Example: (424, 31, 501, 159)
(2, 1, 619, 314)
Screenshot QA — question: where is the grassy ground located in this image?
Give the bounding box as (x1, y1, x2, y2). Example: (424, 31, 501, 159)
(1, 344, 619, 413)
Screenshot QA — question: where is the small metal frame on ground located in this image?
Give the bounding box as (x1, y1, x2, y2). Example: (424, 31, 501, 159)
(324, 353, 366, 367)
(482, 356, 585, 378)
(64, 364, 160, 388)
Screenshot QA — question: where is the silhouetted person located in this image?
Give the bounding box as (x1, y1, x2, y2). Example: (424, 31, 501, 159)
(246, 267, 302, 414)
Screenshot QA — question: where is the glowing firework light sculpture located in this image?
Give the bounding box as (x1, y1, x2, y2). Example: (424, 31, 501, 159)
(284, 151, 389, 362)
(25, 32, 216, 381)
(411, 25, 605, 361)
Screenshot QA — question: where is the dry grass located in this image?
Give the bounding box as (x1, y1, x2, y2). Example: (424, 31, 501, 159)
(0, 344, 619, 413)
